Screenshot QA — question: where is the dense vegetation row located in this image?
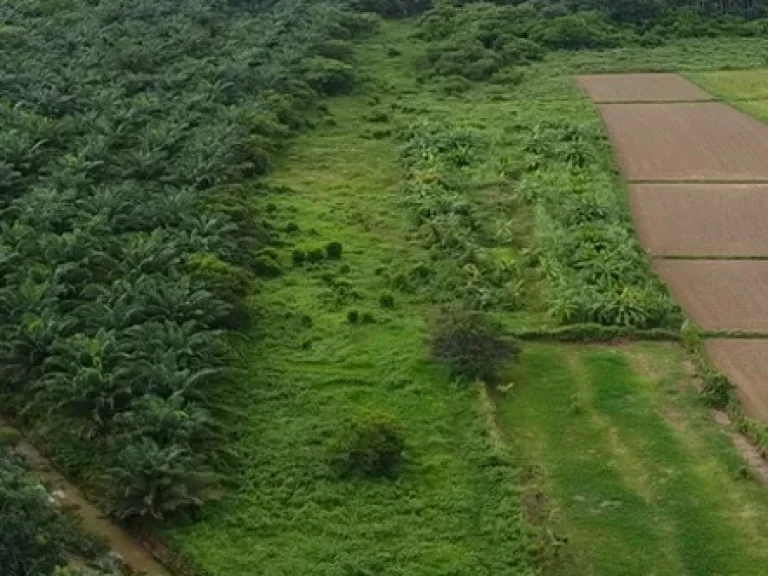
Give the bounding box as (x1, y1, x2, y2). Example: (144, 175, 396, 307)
(516, 118, 682, 328)
(357, 0, 768, 88)
(0, 0, 374, 523)
(398, 123, 528, 310)
(400, 2, 682, 329)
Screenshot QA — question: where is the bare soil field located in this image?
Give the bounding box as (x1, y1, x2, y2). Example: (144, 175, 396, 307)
(705, 339, 768, 420)
(630, 183, 768, 255)
(577, 73, 712, 102)
(598, 102, 768, 181)
(654, 260, 768, 331)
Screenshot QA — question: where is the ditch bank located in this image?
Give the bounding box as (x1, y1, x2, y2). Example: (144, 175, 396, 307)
(0, 416, 172, 576)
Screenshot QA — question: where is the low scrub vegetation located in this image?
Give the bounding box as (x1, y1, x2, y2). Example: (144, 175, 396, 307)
(415, 1, 768, 82)
(398, 122, 528, 310)
(328, 411, 406, 478)
(516, 119, 681, 328)
(429, 307, 520, 383)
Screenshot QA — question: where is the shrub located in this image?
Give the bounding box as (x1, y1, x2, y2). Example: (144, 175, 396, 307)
(701, 371, 733, 409)
(315, 39, 355, 62)
(379, 291, 395, 308)
(439, 75, 473, 95)
(529, 12, 623, 50)
(347, 309, 360, 324)
(362, 311, 376, 324)
(325, 241, 344, 260)
(300, 57, 356, 96)
(429, 308, 519, 383)
(292, 249, 306, 266)
(0, 427, 21, 447)
(328, 412, 405, 478)
(351, 0, 432, 18)
(337, 12, 382, 37)
(188, 252, 253, 302)
(490, 68, 525, 86)
(307, 247, 326, 264)
(365, 110, 390, 123)
(253, 253, 282, 278)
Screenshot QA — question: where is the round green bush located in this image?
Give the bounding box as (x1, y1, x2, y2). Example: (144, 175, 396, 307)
(325, 241, 344, 260)
(429, 308, 520, 384)
(328, 412, 405, 478)
(292, 249, 306, 266)
(307, 247, 326, 264)
(379, 291, 395, 308)
(362, 311, 376, 324)
(347, 309, 360, 324)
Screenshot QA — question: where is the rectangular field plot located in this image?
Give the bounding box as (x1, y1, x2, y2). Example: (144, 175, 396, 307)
(630, 183, 768, 256)
(598, 102, 768, 181)
(577, 73, 712, 103)
(654, 260, 768, 332)
(706, 339, 768, 420)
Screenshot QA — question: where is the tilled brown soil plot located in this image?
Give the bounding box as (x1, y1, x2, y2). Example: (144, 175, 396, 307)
(654, 260, 768, 332)
(577, 73, 712, 103)
(706, 339, 768, 420)
(630, 183, 768, 256)
(584, 74, 768, 422)
(598, 102, 768, 181)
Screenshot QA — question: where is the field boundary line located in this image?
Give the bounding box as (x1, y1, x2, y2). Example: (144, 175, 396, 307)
(595, 98, 714, 105)
(701, 331, 768, 339)
(628, 178, 768, 184)
(652, 255, 768, 261)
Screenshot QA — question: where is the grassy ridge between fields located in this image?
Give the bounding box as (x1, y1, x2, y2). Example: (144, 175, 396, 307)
(166, 14, 768, 576)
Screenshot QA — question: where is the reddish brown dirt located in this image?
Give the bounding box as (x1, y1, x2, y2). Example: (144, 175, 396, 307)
(706, 339, 768, 421)
(577, 73, 712, 103)
(598, 102, 768, 181)
(653, 260, 768, 331)
(630, 183, 768, 256)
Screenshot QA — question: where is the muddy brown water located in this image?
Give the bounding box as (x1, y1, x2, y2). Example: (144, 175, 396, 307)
(2, 419, 172, 576)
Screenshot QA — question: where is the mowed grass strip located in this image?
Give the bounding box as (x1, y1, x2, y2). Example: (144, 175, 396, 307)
(500, 344, 768, 576)
(688, 69, 768, 100)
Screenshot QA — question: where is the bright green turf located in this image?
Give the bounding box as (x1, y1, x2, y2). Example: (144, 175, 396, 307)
(501, 343, 768, 576)
(166, 17, 768, 575)
(688, 69, 768, 100)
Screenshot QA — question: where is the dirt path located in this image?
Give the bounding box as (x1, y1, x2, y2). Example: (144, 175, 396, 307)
(580, 72, 768, 420)
(1, 418, 172, 576)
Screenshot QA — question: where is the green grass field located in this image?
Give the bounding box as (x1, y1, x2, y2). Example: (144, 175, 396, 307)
(165, 17, 768, 575)
(502, 344, 768, 576)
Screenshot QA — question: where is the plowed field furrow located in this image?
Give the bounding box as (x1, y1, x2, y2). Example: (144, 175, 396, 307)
(598, 102, 768, 181)
(577, 73, 712, 103)
(630, 183, 768, 256)
(705, 339, 768, 420)
(583, 73, 768, 421)
(654, 260, 768, 332)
